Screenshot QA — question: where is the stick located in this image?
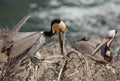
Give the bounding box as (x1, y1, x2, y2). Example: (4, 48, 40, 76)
(57, 59, 66, 81)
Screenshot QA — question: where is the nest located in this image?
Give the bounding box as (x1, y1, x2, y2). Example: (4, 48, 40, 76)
(38, 43, 120, 81)
(0, 43, 120, 81)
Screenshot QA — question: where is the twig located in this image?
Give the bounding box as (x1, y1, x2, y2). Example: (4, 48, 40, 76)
(66, 49, 108, 64)
(67, 69, 79, 78)
(82, 54, 93, 81)
(34, 65, 38, 81)
(45, 55, 63, 60)
(57, 50, 82, 81)
(67, 50, 82, 60)
(84, 54, 108, 64)
(57, 59, 66, 81)
(66, 50, 94, 81)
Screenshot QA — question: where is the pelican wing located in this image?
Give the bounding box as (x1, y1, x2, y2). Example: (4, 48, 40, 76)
(9, 32, 41, 58)
(12, 15, 31, 33)
(0, 15, 31, 53)
(13, 32, 37, 42)
(72, 41, 94, 55)
(8, 15, 31, 41)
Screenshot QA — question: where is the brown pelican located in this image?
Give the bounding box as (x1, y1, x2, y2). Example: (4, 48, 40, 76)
(92, 29, 118, 62)
(0, 16, 67, 81)
(72, 29, 118, 62)
(30, 18, 67, 67)
(0, 16, 67, 60)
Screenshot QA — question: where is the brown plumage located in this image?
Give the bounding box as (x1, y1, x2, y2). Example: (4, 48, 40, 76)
(9, 32, 41, 58)
(72, 35, 101, 55)
(0, 15, 31, 59)
(72, 29, 118, 62)
(0, 17, 67, 61)
(0, 15, 30, 42)
(72, 35, 107, 62)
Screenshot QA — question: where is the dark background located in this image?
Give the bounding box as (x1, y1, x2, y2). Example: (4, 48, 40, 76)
(0, 0, 120, 42)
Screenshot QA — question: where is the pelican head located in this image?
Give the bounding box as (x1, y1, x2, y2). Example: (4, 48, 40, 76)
(51, 19, 67, 34)
(52, 19, 67, 55)
(92, 29, 118, 56)
(44, 19, 67, 55)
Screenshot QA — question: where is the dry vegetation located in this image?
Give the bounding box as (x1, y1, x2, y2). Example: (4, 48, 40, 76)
(0, 41, 120, 81)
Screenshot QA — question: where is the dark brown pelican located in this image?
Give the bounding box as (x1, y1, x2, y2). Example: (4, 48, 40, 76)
(92, 29, 118, 62)
(0, 16, 67, 64)
(30, 19, 67, 81)
(0, 16, 67, 81)
(72, 29, 118, 62)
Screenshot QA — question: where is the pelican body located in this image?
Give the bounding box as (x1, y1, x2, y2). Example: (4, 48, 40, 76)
(0, 15, 67, 81)
(0, 15, 67, 64)
(72, 35, 101, 55)
(92, 29, 118, 62)
(72, 29, 118, 62)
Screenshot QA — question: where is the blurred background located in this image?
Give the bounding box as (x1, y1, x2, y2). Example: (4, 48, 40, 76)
(0, 0, 120, 43)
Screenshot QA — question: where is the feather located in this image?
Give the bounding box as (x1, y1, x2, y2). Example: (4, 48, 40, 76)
(13, 32, 36, 42)
(9, 32, 41, 58)
(8, 15, 31, 41)
(12, 15, 31, 33)
(0, 15, 30, 48)
(0, 15, 31, 52)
